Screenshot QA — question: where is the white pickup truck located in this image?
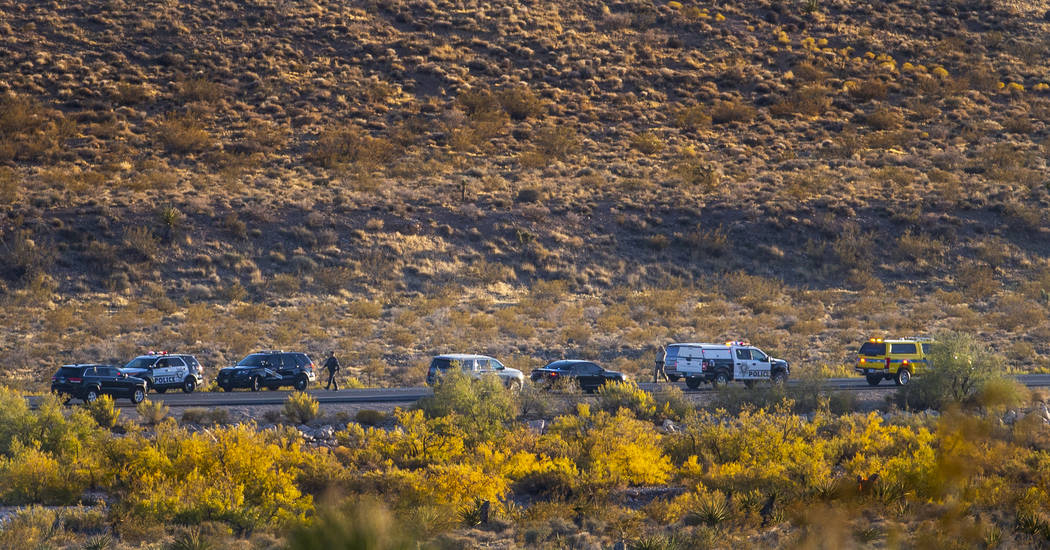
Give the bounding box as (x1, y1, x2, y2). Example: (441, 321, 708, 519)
(664, 342, 790, 389)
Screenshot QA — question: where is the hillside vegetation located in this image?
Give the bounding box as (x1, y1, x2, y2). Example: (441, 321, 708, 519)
(3, 0, 1050, 384)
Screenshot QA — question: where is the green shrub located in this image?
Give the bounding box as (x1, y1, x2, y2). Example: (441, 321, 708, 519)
(894, 331, 1002, 410)
(136, 399, 169, 425)
(180, 408, 230, 425)
(84, 395, 120, 429)
(973, 377, 1029, 412)
(710, 100, 756, 124)
(595, 381, 656, 419)
(287, 497, 416, 550)
(284, 392, 321, 425)
(354, 409, 387, 427)
(416, 370, 515, 443)
(651, 386, 693, 421)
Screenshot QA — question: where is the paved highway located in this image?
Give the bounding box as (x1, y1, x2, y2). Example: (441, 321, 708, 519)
(68, 373, 1050, 408)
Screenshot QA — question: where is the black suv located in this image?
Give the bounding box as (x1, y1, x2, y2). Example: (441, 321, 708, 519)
(51, 364, 147, 404)
(216, 351, 317, 392)
(121, 352, 205, 394)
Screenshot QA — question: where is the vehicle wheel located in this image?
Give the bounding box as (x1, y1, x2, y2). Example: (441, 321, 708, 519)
(131, 387, 145, 404)
(685, 377, 702, 390)
(668, 375, 680, 382)
(182, 378, 196, 393)
(771, 370, 787, 387)
(250, 377, 260, 392)
(865, 375, 882, 386)
(221, 384, 232, 392)
(895, 369, 911, 386)
(84, 389, 99, 402)
(155, 387, 167, 394)
(712, 371, 730, 389)
(743, 380, 755, 389)
(294, 376, 308, 392)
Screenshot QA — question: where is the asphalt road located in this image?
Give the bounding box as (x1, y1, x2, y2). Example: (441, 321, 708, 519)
(60, 373, 1050, 408)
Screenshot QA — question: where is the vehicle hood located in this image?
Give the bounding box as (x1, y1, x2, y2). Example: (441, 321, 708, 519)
(219, 366, 257, 373)
(501, 367, 524, 379)
(120, 367, 149, 376)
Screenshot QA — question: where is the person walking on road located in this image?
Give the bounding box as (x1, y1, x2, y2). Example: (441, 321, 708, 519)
(653, 348, 669, 383)
(324, 351, 341, 390)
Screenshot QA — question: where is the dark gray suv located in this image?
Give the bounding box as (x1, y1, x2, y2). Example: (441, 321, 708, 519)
(217, 351, 317, 391)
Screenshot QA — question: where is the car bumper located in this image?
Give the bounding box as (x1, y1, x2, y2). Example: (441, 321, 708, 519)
(856, 367, 890, 375)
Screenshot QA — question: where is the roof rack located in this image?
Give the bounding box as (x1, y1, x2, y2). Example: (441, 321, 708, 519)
(900, 336, 934, 342)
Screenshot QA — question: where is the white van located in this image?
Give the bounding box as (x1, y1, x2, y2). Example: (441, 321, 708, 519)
(425, 354, 525, 390)
(664, 341, 790, 389)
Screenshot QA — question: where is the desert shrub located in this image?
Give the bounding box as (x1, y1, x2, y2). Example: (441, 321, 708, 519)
(651, 386, 693, 421)
(496, 86, 546, 120)
(107, 422, 313, 529)
(0, 95, 73, 162)
(673, 156, 720, 190)
(672, 104, 711, 131)
(416, 370, 516, 443)
(0, 443, 89, 505)
(156, 113, 214, 154)
(355, 409, 388, 426)
(179, 78, 226, 103)
(1, 229, 54, 283)
(721, 271, 784, 313)
(124, 226, 160, 263)
(136, 399, 169, 425)
(84, 395, 120, 429)
(284, 392, 321, 424)
(893, 331, 1003, 410)
(862, 107, 903, 130)
(180, 408, 230, 425)
(531, 125, 580, 160)
(287, 497, 416, 550)
(710, 100, 756, 124)
(596, 381, 656, 419)
(769, 85, 831, 117)
(630, 132, 666, 154)
(972, 377, 1029, 412)
(307, 124, 397, 169)
(547, 406, 672, 488)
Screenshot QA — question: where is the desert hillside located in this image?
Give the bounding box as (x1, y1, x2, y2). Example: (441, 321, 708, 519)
(3, 0, 1050, 385)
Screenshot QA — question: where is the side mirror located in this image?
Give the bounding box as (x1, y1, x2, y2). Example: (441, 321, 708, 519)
(121, 372, 128, 378)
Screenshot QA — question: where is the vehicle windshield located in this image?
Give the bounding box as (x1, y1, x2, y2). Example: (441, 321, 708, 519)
(123, 357, 153, 370)
(545, 361, 574, 371)
(237, 354, 272, 367)
(858, 342, 886, 356)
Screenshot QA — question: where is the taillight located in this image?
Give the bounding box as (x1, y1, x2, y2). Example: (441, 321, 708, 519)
(550, 372, 559, 378)
(68, 377, 82, 383)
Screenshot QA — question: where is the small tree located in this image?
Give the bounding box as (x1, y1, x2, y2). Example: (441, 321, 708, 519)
(84, 395, 120, 429)
(416, 369, 515, 443)
(895, 331, 1002, 410)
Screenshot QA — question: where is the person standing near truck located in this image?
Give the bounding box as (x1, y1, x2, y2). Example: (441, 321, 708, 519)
(653, 348, 669, 383)
(324, 351, 341, 390)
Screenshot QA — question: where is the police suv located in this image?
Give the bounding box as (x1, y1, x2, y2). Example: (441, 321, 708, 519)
(121, 352, 205, 394)
(666, 341, 790, 390)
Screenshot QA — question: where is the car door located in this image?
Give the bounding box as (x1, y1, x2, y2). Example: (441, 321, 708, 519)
(734, 347, 752, 378)
(99, 366, 123, 394)
(166, 356, 188, 386)
(579, 363, 604, 390)
(748, 348, 771, 378)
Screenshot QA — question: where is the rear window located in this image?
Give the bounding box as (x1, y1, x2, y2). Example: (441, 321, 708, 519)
(665, 346, 682, 360)
(890, 343, 917, 354)
(429, 358, 452, 371)
(293, 354, 311, 367)
(858, 342, 886, 356)
(58, 366, 84, 377)
(921, 343, 932, 354)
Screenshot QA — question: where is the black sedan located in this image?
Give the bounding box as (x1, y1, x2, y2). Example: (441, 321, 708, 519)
(215, 366, 284, 392)
(530, 360, 625, 392)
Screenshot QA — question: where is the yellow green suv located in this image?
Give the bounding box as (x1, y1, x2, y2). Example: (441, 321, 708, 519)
(855, 337, 933, 386)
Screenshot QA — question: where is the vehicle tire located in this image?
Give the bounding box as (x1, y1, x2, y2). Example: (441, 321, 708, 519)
(865, 375, 883, 386)
(155, 387, 167, 394)
(250, 377, 260, 392)
(712, 371, 731, 389)
(221, 384, 232, 392)
(685, 377, 702, 390)
(130, 387, 145, 404)
(84, 388, 99, 403)
(668, 375, 680, 382)
(771, 370, 788, 387)
(895, 368, 911, 386)
(182, 378, 196, 393)
(294, 375, 308, 392)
